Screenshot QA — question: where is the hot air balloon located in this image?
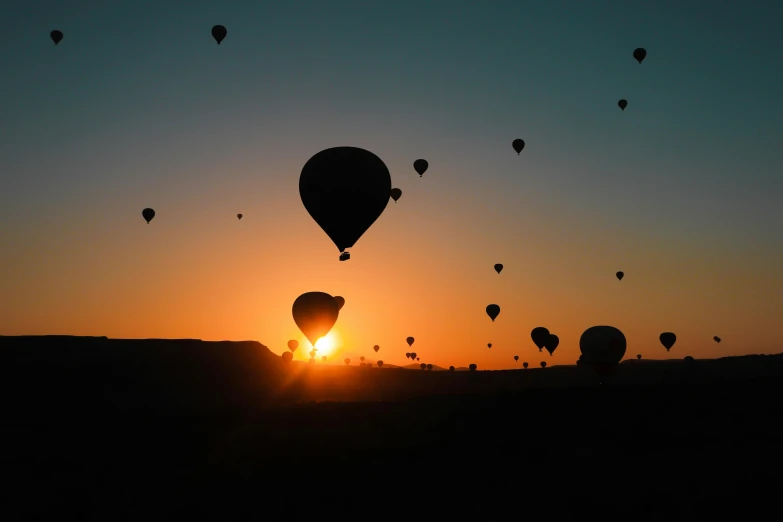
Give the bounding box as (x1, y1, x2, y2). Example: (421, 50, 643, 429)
(360, 356, 365, 362)
(211, 25, 227, 44)
(142, 208, 155, 224)
(469, 364, 477, 372)
(540, 361, 547, 368)
(487, 343, 492, 348)
(531, 327, 550, 352)
(405, 352, 411, 359)
(322, 355, 327, 362)
(637, 354, 642, 360)
(633, 48, 647, 64)
(684, 355, 694, 362)
(523, 362, 529, 369)
(344, 358, 350, 365)
(406, 337, 415, 347)
(486, 304, 500, 322)
(449, 366, 455, 371)
(512, 139, 525, 155)
(309, 350, 316, 358)
(237, 213, 243, 220)
(377, 360, 383, 367)
(420, 363, 426, 370)
(579, 326, 627, 382)
(410, 352, 417, 360)
(373, 345, 380, 353)
(287, 340, 299, 353)
(413, 159, 428, 177)
(713, 336, 721, 343)
(494, 264, 503, 274)
(300, 147, 392, 259)
(292, 292, 340, 350)
(616, 271, 624, 281)
(659, 332, 676, 351)
(282, 352, 293, 363)
(514, 355, 519, 362)
(334, 296, 345, 311)
(50, 30, 63, 45)
(544, 334, 559, 356)
(618, 100, 628, 111)
(426, 364, 433, 371)
(390, 188, 402, 202)
(416, 357, 420, 361)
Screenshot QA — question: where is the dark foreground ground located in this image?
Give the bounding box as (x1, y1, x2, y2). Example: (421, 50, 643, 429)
(2, 336, 782, 521)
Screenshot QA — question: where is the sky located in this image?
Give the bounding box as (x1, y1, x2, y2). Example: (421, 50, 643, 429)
(1, 0, 782, 370)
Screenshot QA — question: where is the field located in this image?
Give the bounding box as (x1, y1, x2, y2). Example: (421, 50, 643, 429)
(2, 336, 782, 521)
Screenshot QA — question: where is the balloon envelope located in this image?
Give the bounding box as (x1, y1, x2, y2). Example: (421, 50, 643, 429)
(659, 332, 676, 351)
(544, 334, 559, 356)
(413, 159, 428, 176)
(540, 361, 547, 368)
(142, 208, 155, 224)
(579, 326, 627, 364)
(344, 358, 350, 365)
(406, 337, 415, 347)
(531, 327, 550, 350)
(212, 25, 227, 44)
(282, 352, 293, 363)
(410, 352, 417, 360)
(287, 340, 299, 352)
(618, 100, 628, 111)
(50, 30, 63, 45)
(616, 271, 624, 281)
(633, 48, 647, 64)
(514, 355, 519, 361)
(237, 213, 243, 220)
(292, 292, 340, 348)
(486, 304, 500, 321)
(494, 263, 503, 274)
(373, 345, 380, 353)
(512, 139, 525, 154)
(523, 362, 528, 369)
(487, 343, 492, 348)
(300, 147, 392, 254)
(390, 188, 402, 202)
(334, 296, 345, 311)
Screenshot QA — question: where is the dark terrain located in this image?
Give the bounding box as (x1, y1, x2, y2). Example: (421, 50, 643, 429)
(2, 336, 782, 521)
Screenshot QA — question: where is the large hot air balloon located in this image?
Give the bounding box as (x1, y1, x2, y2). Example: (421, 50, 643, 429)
(544, 334, 559, 356)
(616, 271, 624, 281)
(514, 355, 519, 362)
(292, 292, 340, 350)
(406, 337, 415, 347)
(282, 352, 293, 364)
(633, 48, 647, 64)
(523, 362, 528, 369)
(237, 213, 243, 220)
(390, 188, 402, 202)
(211, 25, 227, 44)
(413, 159, 428, 177)
(512, 139, 525, 155)
(486, 304, 500, 322)
(287, 340, 299, 353)
(334, 296, 345, 311)
(494, 264, 503, 274)
(142, 208, 155, 224)
(300, 147, 392, 259)
(531, 327, 550, 352)
(487, 343, 492, 349)
(50, 30, 63, 45)
(579, 326, 627, 382)
(618, 100, 628, 111)
(659, 332, 676, 351)
(373, 345, 380, 353)
(410, 352, 417, 360)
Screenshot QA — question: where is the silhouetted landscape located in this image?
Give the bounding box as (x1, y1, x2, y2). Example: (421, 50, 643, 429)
(3, 335, 783, 520)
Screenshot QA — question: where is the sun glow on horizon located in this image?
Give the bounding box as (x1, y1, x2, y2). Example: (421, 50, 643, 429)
(313, 330, 341, 357)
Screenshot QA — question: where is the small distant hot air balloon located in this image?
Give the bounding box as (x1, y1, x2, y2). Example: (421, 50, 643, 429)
(540, 361, 547, 368)
(420, 363, 426, 370)
(334, 296, 345, 311)
(360, 356, 365, 362)
(633, 48, 647, 64)
(237, 213, 243, 220)
(637, 354, 642, 360)
(618, 100, 628, 111)
(413, 159, 428, 177)
(50, 30, 63, 45)
(544, 334, 559, 356)
(514, 355, 519, 362)
(486, 304, 500, 322)
(523, 362, 529, 369)
(449, 366, 455, 371)
(469, 364, 477, 372)
(142, 208, 155, 224)
(287, 340, 299, 353)
(487, 343, 492, 349)
(390, 188, 402, 202)
(377, 360, 383, 367)
(494, 264, 503, 274)
(282, 352, 293, 363)
(405, 352, 411, 359)
(512, 139, 525, 155)
(659, 332, 676, 351)
(713, 336, 721, 343)
(426, 364, 433, 371)
(373, 345, 380, 353)
(531, 327, 550, 352)
(616, 271, 624, 281)
(406, 337, 415, 347)
(344, 358, 351, 365)
(211, 25, 227, 44)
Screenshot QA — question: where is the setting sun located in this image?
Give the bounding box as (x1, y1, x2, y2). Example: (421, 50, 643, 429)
(314, 331, 341, 357)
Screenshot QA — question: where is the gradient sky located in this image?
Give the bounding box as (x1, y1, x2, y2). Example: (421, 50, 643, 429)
(1, 0, 782, 369)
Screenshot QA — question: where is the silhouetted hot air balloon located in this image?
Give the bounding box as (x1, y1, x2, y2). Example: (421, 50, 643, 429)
(449, 366, 455, 371)
(523, 362, 528, 369)
(282, 352, 293, 364)
(413, 159, 428, 177)
(373, 345, 380, 353)
(322, 355, 327, 362)
(618, 100, 628, 111)
(659, 332, 676, 351)
(344, 358, 350, 365)
(360, 356, 365, 362)
(292, 292, 340, 350)
(512, 139, 525, 155)
(514, 355, 519, 362)
(309, 350, 316, 358)
(637, 354, 642, 360)
(406, 337, 415, 347)
(633, 48, 647, 64)
(50, 30, 63, 45)
(616, 271, 624, 281)
(405, 352, 411, 359)
(487, 343, 492, 348)
(494, 264, 503, 274)
(420, 363, 426, 370)
(540, 361, 547, 368)
(410, 352, 417, 360)
(287, 340, 299, 353)
(469, 364, 477, 372)
(334, 296, 345, 311)
(211, 25, 227, 44)
(390, 188, 402, 202)
(531, 327, 550, 352)
(544, 334, 559, 356)
(377, 360, 383, 367)
(300, 147, 392, 259)
(416, 357, 420, 361)
(579, 326, 627, 382)
(426, 364, 433, 371)
(713, 336, 721, 343)
(486, 304, 500, 322)
(142, 208, 155, 224)
(237, 213, 243, 220)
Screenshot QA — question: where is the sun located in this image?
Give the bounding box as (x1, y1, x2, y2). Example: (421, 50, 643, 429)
(314, 331, 340, 357)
